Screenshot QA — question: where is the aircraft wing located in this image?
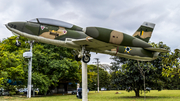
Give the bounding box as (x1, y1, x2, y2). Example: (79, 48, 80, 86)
(71, 38, 118, 52)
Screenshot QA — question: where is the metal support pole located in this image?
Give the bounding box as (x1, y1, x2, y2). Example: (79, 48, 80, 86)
(27, 41, 33, 98)
(94, 58, 100, 92)
(97, 62, 99, 92)
(77, 83, 80, 97)
(82, 46, 88, 101)
(144, 76, 146, 101)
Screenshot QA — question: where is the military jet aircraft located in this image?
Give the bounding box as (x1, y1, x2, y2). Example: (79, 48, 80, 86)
(5, 18, 169, 63)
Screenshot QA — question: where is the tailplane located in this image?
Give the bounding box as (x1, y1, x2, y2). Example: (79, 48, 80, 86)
(133, 22, 155, 43)
(144, 47, 169, 52)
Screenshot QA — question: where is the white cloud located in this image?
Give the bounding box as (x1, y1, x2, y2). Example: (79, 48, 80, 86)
(88, 52, 112, 65)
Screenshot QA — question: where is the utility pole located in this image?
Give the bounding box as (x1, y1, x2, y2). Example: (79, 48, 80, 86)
(27, 41, 34, 98)
(94, 58, 100, 92)
(23, 41, 34, 98)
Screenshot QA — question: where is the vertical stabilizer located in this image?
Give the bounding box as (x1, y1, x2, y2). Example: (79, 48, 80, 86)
(133, 22, 155, 42)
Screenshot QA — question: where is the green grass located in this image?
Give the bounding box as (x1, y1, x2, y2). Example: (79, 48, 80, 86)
(0, 90, 180, 101)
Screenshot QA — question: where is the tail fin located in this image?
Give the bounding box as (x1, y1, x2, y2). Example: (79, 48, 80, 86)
(133, 22, 155, 43)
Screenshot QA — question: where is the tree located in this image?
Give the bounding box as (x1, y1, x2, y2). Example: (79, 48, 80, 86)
(87, 65, 97, 90)
(30, 43, 81, 94)
(0, 36, 81, 95)
(161, 49, 180, 89)
(87, 65, 111, 90)
(0, 36, 27, 92)
(110, 42, 171, 97)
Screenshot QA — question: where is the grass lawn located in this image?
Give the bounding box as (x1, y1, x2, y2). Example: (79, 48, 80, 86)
(0, 90, 180, 101)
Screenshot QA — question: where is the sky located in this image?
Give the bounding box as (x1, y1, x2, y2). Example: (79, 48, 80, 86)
(1, 0, 180, 65)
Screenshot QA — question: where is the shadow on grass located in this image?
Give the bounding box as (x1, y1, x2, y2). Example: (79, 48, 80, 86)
(0, 95, 27, 100)
(0, 94, 77, 100)
(118, 96, 179, 99)
(30, 94, 77, 98)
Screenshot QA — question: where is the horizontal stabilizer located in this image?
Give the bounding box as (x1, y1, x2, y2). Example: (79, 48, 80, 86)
(144, 47, 169, 52)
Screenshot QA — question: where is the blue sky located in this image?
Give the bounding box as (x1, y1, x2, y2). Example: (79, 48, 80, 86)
(1, 0, 180, 65)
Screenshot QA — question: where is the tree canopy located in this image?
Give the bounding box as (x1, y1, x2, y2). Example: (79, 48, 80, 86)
(1, 36, 180, 97)
(87, 65, 111, 90)
(110, 42, 179, 97)
(0, 36, 81, 94)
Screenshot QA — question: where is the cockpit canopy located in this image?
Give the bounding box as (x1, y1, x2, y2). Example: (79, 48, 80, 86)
(29, 18, 73, 28)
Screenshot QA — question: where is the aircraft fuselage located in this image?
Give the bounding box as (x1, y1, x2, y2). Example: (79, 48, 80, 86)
(5, 18, 168, 62)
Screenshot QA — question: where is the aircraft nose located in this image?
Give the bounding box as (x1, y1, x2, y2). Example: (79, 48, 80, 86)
(7, 22, 25, 31)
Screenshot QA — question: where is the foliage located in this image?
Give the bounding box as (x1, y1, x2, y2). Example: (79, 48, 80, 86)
(87, 65, 111, 90)
(110, 42, 172, 97)
(0, 36, 81, 94)
(0, 71, 8, 88)
(9, 91, 16, 96)
(152, 43, 180, 90)
(160, 48, 180, 89)
(0, 36, 27, 91)
(31, 43, 81, 94)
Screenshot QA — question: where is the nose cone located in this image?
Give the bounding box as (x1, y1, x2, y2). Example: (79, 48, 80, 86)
(7, 22, 25, 31)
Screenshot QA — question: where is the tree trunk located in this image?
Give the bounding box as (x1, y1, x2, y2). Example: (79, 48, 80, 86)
(134, 89, 140, 97)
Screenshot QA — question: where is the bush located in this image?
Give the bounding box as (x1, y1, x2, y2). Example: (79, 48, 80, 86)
(17, 92, 24, 95)
(9, 91, 16, 96)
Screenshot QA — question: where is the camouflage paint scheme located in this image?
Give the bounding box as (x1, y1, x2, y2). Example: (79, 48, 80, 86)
(85, 23, 153, 48)
(133, 22, 155, 42)
(5, 18, 168, 61)
(12, 20, 86, 41)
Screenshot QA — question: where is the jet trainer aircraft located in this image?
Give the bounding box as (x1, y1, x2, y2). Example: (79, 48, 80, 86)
(5, 18, 169, 63)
